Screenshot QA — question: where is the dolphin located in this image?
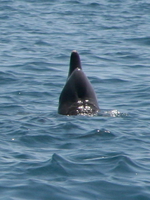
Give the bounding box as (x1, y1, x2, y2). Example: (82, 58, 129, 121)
(58, 50, 100, 115)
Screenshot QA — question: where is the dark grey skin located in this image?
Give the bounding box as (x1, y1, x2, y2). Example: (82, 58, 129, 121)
(58, 50, 100, 115)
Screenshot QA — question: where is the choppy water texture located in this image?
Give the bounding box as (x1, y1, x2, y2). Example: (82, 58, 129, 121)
(1, 0, 150, 199)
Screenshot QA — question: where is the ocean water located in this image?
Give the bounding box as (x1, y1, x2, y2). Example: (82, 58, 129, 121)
(1, 0, 150, 199)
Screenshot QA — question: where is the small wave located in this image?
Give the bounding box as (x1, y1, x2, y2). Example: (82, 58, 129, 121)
(35, 39, 50, 46)
(110, 154, 140, 174)
(99, 109, 127, 117)
(126, 36, 150, 46)
(101, 78, 129, 84)
(0, 71, 17, 85)
(20, 133, 58, 144)
(26, 153, 90, 178)
(79, 128, 115, 139)
(22, 153, 68, 178)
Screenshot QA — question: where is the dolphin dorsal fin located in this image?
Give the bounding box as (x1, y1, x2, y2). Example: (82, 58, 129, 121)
(68, 50, 82, 77)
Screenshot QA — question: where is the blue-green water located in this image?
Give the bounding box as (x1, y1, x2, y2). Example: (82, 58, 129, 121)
(1, 0, 150, 199)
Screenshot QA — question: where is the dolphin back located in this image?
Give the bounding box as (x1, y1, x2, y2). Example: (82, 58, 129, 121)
(58, 66, 100, 115)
